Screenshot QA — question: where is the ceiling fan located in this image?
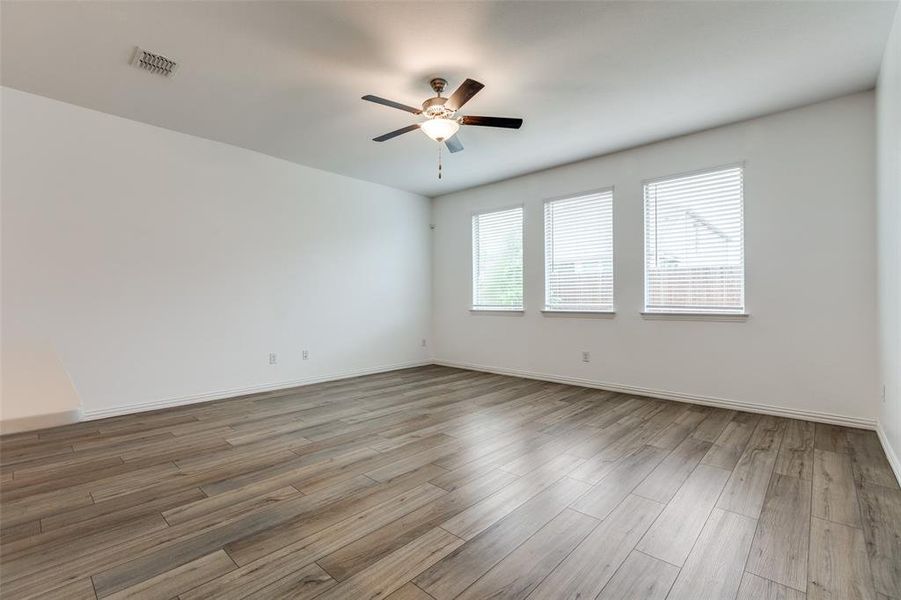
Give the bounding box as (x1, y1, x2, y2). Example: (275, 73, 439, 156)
(362, 77, 523, 155)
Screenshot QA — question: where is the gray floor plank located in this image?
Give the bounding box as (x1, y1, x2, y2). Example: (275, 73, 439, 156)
(808, 516, 877, 600)
(856, 482, 901, 598)
(701, 413, 760, 471)
(665, 508, 758, 600)
(454, 508, 597, 600)
(413, 476, 590, 600)
(690, 409, 737, 443)
(736, 572, 807, 600)
(716, 416, 785, 518)
(633, 436, 712, 504)
(439, 452, 583, 540)
(312, 527, 463, 600)
(814, 423, 852, 454)
(636, 463, 731, 566)
(595, 551, 679, 600)
(528, 494, 663, 600)
(569, 445, 667, 520)
(848, 431, 900, 490)
(746, 473, 812, 591)
(812, 448, 861, 527)
(103, 550, 235, 600)
(775, 420, 815, 481)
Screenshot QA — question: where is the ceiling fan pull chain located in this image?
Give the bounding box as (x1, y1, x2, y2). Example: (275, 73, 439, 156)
(438, 143, 443, 179)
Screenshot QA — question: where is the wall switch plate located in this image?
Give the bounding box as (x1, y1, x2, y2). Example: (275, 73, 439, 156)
(582, 351, 590, 363)
(302, 350, 309, 360)
(269, 353, 278, 365)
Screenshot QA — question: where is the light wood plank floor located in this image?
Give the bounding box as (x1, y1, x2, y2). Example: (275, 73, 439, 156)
(1, 366, 898, 600)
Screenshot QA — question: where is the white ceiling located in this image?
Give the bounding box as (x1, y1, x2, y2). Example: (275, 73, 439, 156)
(2, 1, 897, 197)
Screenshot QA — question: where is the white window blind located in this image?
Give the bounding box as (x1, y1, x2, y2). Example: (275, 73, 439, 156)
(544, 190, 614, 311)
(472, 207, 523, 310)
(644, 166, 745, 314)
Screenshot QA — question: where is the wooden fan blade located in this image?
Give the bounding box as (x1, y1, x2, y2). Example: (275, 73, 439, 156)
(362, 95, 422, 115)
(372, 124, 420, 142)
(461, 116, 523, 129)
(445, 79, 484, 111)
(445, 135, 464, 153)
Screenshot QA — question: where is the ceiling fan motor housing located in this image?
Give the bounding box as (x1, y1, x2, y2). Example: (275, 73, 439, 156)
(422, 96, 454, 119)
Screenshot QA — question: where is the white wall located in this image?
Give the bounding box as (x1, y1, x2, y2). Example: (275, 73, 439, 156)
(1, 87, 431, 424)
(877, 7, 901, 474)
(432, 92, 878, 426)
(1, 84, 885, 434)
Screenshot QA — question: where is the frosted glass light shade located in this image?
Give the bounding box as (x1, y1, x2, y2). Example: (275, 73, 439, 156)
(420, 118, 460, 142)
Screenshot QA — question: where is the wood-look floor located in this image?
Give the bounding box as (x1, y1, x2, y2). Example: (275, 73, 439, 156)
(1, 365, 899, 600)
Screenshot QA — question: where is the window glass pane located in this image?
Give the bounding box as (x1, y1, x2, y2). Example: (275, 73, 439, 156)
(544, 190, 614, 311)
(644, 166, 744, 313)
(472, 207, 523, 310)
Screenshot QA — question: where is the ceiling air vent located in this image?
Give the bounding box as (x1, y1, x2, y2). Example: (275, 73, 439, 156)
(130, 47, 179, 78)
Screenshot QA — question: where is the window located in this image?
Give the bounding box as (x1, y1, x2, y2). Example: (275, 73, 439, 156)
(644, 165, 745, 314)
(544, 190, 614, 312)
(472, 206, 523, 310)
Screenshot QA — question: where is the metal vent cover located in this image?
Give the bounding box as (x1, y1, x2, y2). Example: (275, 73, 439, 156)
(130, 47, 178, 78)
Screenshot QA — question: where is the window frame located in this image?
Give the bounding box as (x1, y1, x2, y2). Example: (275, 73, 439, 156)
(641, 162, 748, 319)
(542, 186, 616, 315)
(470, 204, 525, 313)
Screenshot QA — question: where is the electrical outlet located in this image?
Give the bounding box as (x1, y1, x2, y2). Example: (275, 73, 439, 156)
(421, 339, 427, 347)
(268, 353, 278, 365)
(302, 350, 309, 360)
(582, 351, 590, 363)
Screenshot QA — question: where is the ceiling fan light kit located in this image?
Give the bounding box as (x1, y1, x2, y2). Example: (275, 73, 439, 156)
(362, 77, 524, 179)
(420, 118, 460, 142)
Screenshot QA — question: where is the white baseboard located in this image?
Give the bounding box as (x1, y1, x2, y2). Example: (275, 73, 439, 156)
(434, 359, 877, 430)
(25, 358, 887, 455)
(0, 409, 82, 435)
(81, 360, 432, 421)
(876, 420, 901, 486)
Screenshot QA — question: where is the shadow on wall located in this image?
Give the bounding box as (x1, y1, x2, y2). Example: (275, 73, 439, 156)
(1, 341, 82, 434)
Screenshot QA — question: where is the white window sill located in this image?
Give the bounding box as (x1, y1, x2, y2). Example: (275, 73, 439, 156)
(641, 311, 749, 322)
(542, 309, 615, 318)
(470, 307, 525, 316)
